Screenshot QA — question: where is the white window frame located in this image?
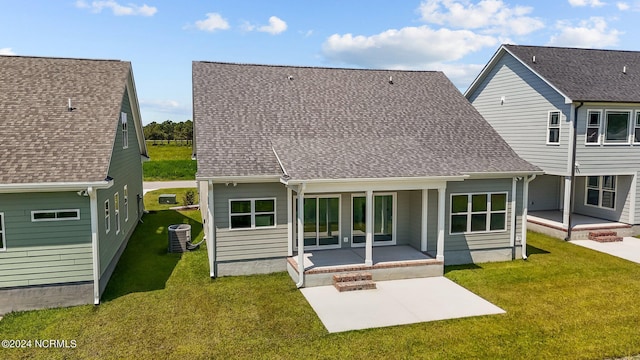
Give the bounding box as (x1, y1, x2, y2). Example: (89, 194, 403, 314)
(105, 199, 110, 234)
(585, 110, 602, 145)
(0, 212, 5, 252)
(121, 112, 129, 149)
(634, 111, 640, 144)
(547, 111, 561, 145)
(449, 192, 508, 235)
(585, 175, 617, 210)
(228, 198, 277, 230)
(115, 192, 120, 234)
(350, 192, 397, 247)
(31, 209, 80, 222)
(603, 110, 631, 145)
(293, 194, 342, 250)
(124, 185, 129, 222)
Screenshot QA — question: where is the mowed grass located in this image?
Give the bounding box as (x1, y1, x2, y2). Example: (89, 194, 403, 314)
(3, 221, 640, 358)
(144, 188, 198, 211)
(144, 141, 196, 181)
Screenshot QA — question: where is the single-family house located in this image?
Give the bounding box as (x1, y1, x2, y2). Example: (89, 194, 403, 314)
(0, 55, 147, 314)
(465, 45, 640, 240)
(193, 62, 540, 287)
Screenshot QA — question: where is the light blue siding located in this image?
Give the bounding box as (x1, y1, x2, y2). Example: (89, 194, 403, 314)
(468, 53, 572, 175)
(528, 175, 562, 211)
(573, 175, 632, 223)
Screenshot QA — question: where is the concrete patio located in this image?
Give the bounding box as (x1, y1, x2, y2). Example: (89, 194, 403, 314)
(528, 210, 633, 240)
(571, 237, 640, 264)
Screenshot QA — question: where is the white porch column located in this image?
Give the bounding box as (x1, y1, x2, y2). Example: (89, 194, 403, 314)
(296, 184, 305, 288)
(287, 187, 293, 257)
(365, 190, 373, 266)
(207, 181, 215, 278)
(88, 187, 100, 305)
(436, 186, 445, 262)
(421, 189, 428, 252)
(562, 176, 572, 229)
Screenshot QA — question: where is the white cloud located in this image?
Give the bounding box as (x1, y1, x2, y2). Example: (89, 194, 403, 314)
(75, 0, 157, 16)
(0, 48, 16, 55)
(617, 2, 630, 9)
(568, 0, 606, 7)
(140, 99, 191, 116)
(258, 16, 288, 35)
(418, 0, 544, 36)
(195, 13, 230, 32)
(548, 17, 622, 47)
(322, 26, 497, 69)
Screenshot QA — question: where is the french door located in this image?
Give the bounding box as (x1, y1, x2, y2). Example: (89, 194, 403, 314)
(294, 195, 341, 249)
(351, 193, 396, 246)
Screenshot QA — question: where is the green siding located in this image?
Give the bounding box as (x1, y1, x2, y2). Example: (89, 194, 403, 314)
(97, 87, 144, 277)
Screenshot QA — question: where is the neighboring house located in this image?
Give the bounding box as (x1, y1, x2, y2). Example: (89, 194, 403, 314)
(465, 44, 640, 239)
(193, 62, 540, 286)
(0, 56, 148, 314)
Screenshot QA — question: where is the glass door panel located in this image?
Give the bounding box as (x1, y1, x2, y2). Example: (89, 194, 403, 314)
(318, 198, 340, 246)
(352, 197, 366, 244)
(303, 198, 317, 247)
(374, 195, 393, 242)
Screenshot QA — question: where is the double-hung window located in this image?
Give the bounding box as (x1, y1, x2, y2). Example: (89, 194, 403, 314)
(105, 200, 110, 233)
(604, 111, 631, 144)
(586, 176, 616, 209)
(450, 193, 507, 234)
(229, 198, 276, 229)
(115, 193, 120, 234)
(634, 112, 640, 144)
(121, 112, 129, 149)
(0, 213, 5, 251)
(547, 111, 560, 144)
(124, 185, 129, 222)
(586, 110, 601, 144)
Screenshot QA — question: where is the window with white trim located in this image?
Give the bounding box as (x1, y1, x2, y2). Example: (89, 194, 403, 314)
(121, 112, 129, 149)
(634, 112, 640, 143)
(115, 192, 120, 234)
(124, 185, 129, 222)
(105, 199, 110, 233)
(586, 176, 616, 209)
(547, 111, 560, 144)
(229, 198, 276, 229)
(586, 110, 601, 144)
(604, 111, 631, 144)
(450, 193, 507, 234)
(0, 213, 5, 251)
(31, 209, 80, 222)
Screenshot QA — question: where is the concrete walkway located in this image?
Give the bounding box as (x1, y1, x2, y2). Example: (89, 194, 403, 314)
(571, 237, 640, 263)
(143, 180, 196, 194)
(300, 277, 505, 333)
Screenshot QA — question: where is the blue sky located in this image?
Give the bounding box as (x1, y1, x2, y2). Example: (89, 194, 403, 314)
(1, 0, 639, 124)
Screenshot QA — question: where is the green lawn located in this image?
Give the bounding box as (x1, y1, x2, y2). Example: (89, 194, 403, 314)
(144, 141, 196, 181)
(144, 188, 198, 211)
(3, 217, 640, 358)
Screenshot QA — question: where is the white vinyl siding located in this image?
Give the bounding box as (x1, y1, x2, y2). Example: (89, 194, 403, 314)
(586, 110, 602, 145)
(547, 111, 560, 144)
(450, 192, 507, 234)
(229, 198, 276, 230)
(104, 199, 110, 234)
(121, 112, 128, 149)
(31, 209, 80, 222)
(586, 175, 616, 210)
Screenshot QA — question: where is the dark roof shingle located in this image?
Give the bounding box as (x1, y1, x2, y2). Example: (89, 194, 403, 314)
(504, 44, 640, 102)
(193, 62, 538, 180)
(0, 55, 131, 184)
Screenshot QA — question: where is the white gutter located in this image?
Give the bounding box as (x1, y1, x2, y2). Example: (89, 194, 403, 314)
(196, 175, 282, 183)
(296, 183, 306, 288)
(0, 180, 113, 193)
(521, 174, 537, 260)
(88, 186, 101, 305)
(283, 175, 468, 185)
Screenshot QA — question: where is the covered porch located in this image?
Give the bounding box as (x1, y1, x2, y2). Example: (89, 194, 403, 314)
(287, 245, 443, 287)
(528, 210, 633, 240)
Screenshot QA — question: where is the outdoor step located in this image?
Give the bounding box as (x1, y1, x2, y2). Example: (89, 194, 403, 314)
(591, 235, 623, 243)
(334, 280, 377, 292)
(588, 231, 618, 240)
(332, 272, 372, 284)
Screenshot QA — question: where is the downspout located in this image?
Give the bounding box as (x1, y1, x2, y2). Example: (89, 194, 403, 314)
(510, 177, 518, 249)
(88, 187, 101, 305)
(296, 183, 306, 288)
(565, 102, 584, 241)
(522, 174, 537, 260)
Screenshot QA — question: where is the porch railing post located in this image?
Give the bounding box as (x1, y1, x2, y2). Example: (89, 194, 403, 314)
(436, 186, 445, 262)
(296, 184, 305, 288)
(365, 190, 373, 266)
(421, 189, 428, 252)
(562, 176, 572, 229)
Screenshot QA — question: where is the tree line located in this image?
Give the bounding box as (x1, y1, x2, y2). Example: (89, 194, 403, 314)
(144, 120, 193, 144)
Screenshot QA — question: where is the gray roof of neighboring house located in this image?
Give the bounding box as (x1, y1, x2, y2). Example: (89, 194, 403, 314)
(193, 61, 539, 181)
(504, 44, 640, 102)
(0, 55, 131, 184)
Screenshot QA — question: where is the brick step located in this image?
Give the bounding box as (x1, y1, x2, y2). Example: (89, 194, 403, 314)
(334, 280, 377, 292)
(588, 231, 618, 240)
(332, 272, 372, 284)
(591, 235, 623, 243)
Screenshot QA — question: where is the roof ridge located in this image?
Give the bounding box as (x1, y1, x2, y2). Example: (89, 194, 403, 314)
(505, 43, 640, 55)
(193, 60, 441, 73)
(0, 54, 126, 62)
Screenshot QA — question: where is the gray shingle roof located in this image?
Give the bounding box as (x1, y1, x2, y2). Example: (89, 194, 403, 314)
(504, 44, 640, 102)
(0, 55, 131, 184)
(193, 62, 539, 181)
